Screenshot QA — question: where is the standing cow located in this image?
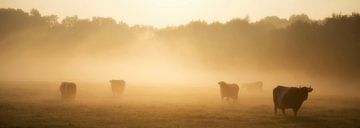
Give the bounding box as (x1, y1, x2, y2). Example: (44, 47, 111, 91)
(110, 80, 126, 96)
(60, 82, 77, 100)
(242, 81, 263, 92)
(273, 85, 313, 116)
(218, 81, 239, 102)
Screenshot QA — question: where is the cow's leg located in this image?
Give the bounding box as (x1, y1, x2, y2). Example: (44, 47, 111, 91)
(293, 108, 298, 117)
(232, 98, 236, 103)
(281, 108, 286, 115)
(220, 96, 224, 103)
(112, 85, 116, 96)
(273, 92, 278, 115)
(274, 105, 278, 115)
(224, 97, 231, 103)
(232, 96, 237, 103)
(65, 85, 69, 99)
(71, 85, 75, 99)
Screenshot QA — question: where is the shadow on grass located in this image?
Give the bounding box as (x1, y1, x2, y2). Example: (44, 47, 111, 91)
(285, 116, 329, 128)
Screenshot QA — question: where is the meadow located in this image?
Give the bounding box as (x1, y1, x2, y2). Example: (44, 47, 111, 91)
(0, 81, 359, 128)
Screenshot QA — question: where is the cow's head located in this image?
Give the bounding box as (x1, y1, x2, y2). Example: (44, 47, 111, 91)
(218, 81, 226, 86)
(299, 86, 313, 100)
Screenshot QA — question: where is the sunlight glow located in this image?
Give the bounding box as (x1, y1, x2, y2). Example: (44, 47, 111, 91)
(1, 0, 360, 27)
(148, 0, 192, 7)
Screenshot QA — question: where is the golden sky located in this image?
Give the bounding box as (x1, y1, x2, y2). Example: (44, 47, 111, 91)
(1, 0, 360, 27)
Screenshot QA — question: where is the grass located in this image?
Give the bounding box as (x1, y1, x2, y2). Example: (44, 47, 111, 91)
(0, 81, 359, 128)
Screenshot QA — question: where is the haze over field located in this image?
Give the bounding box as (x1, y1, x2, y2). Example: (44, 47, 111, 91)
(0, 8, 360, 87)
(0, 1, 360, 127)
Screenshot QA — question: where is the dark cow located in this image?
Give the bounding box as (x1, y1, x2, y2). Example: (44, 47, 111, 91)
(218, 81, 239, 102)
(273, 85, 313, 116)
(110, 80, 126, 96)
(242, 81, 263, 92)
(60, 82, 77, 100)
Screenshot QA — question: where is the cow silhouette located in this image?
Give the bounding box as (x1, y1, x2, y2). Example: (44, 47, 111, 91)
(110, 80, 126, 96)
(273, 85, 313, 116)
(218, 81, 239, 102)
(60, 82, 77, 100)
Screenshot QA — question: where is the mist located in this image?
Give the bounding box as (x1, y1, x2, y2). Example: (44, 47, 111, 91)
(2, 7, 360, 128)
(0, 9, 360, 89)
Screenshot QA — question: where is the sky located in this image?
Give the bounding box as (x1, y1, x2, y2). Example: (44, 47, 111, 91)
(1, 0, 360, 27)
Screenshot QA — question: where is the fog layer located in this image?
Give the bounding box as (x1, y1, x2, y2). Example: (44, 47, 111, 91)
(0, 9, 359, 87)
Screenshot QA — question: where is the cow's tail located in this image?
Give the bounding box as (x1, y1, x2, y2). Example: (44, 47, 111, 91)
(273, 87, 278, 115)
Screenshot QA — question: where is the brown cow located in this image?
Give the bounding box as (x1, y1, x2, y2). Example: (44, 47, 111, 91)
(218, 81, 239, 102)
(273, 85, 313, 116)
(60, 82, 77, 100)
(110, 80, 126, 96)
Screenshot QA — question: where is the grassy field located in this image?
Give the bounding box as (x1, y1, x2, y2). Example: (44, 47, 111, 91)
(0, 81, 359, 128)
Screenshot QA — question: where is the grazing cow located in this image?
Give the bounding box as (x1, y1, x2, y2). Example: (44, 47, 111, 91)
(110, 80, 126, 96)
(273, 85, 313, 116)
(242, 81, 263, 92)
(60, 82, 77, 100)
(218, 81, 239, 102)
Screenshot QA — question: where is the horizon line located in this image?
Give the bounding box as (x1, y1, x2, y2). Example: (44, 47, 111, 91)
(2, 7, 359, 28)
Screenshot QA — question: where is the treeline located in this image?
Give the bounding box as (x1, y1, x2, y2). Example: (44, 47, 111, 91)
(0, 8, 360, 83)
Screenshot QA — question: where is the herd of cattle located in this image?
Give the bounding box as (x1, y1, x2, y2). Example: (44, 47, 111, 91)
(60, 80, 126, 99)
(59, 80, 313, 116)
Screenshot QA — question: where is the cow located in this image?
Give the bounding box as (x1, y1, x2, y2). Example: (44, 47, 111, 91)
(110, 80, 126, 96)
(218, 81, 239, 102)
(60, 82, 77, 100)
(242, 81, 263, 92)
(273, 85, 313, 116)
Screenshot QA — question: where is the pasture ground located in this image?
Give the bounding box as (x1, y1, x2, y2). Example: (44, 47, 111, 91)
(0, 81, 359, 128)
